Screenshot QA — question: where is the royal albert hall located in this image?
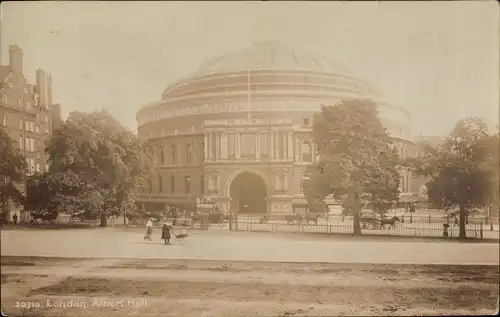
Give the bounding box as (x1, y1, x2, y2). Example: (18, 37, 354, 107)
(136, 42, 415, 216)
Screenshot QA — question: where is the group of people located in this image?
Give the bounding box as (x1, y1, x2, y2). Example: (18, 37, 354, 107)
(144, 219, 183, 245)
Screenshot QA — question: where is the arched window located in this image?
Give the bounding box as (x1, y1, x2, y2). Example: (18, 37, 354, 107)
(170, 176, 176, 193)
(301, 173, 310, 194)
(185, 142, 192, 164)
(301, 141, 312, 162)
(158, 146, 165, 165)
(158, 175, 163, 193)
(200, 175, 205, 194)
(170, 144, 177, 164)
(184, 175, 191, 193)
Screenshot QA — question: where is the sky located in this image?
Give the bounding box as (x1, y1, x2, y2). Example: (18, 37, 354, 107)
(1, 1, 498, 136)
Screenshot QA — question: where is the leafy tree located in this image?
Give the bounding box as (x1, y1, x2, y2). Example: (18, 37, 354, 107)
(0, 127, 27, 220)
(29, 111, 153, 227)
(407, 117, 492, 239)
(307, 99, 400, 235)
(484, 132, 499, 215)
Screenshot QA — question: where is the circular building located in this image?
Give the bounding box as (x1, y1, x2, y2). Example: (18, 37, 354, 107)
(136, 41, 414, 216)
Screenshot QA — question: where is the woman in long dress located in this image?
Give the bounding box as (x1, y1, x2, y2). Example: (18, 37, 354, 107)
(161, 223, 172, 245)
(144, 219, 153, 240)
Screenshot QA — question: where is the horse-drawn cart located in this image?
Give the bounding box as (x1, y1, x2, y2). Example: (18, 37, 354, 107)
(191, 197, 227, 229)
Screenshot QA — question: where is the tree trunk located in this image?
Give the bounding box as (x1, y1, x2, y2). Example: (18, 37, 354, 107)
(458, 203, 467, 240)
(100, 211, 107, 227)
(352, 206, 362, 235)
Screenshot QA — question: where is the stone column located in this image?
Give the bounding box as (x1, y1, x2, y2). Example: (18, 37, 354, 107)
(311, 142, 316, 163)
(204, 132, 209, 161)
(221, 133, 227, 159)
(287, 132, 293, 160)
(270, 131, 275, 160)
(236, 133, 241, 159)
(295, 138, 300, 162)
(282, 132, 287, 161)
(255, 132, 261, 160)
(216, 131, 221, 160)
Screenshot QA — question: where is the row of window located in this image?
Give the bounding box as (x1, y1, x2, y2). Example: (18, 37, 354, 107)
(0, 114, 49, 132)
(399, 175, 411, 193)
(1, 91, 46, 109)
(152, 141, 202, 165)
(149, 136, 412, 165)
(25, 158, 48, 176)
(144, 175, 205, 195)
(20, 136, 39, 153)
(207, 131, 313, 161)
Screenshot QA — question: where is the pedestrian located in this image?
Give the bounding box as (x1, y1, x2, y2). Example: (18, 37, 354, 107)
(161, 223, 172, 245)
(13, 213, 18, 225)
(144, 219, 153, 240)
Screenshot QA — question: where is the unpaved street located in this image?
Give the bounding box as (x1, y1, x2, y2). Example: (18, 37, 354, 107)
(1, 256, 499, 316)
(1, 227, 499, 265)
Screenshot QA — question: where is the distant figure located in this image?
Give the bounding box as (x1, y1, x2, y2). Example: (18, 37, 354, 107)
(443, 223, 450, 237)
(161, 223, 172, 245)
(12, 213, 18, 225)
(144, 219, 153, 241)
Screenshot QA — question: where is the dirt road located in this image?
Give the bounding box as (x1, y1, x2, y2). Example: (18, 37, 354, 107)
(1, 256, 498, 316)
(2, 228, 499, 265)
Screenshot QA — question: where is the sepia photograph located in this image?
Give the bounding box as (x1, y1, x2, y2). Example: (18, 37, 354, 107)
(1, 1, 499, 316)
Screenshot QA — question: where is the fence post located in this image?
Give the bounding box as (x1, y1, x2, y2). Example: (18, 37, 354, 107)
(480, 222, 484, 240)
(428, 215, 431, 224)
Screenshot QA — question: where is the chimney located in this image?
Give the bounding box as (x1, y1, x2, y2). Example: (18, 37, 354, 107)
(47, 74, 53, 107)
(8, 45, 24, 74)
(51, 103, 62, 132)
(36, 69, 47, 108)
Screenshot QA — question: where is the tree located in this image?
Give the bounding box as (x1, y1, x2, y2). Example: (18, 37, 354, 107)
(484, 132, 499, 216)
(0, 127, 27, 221)
(307, 99, 401, 235)
(29, 110, 153, 227)
(408, 117, 492, 239)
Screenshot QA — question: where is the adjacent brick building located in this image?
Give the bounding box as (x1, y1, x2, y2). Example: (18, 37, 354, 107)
(0, 45, 62, 193)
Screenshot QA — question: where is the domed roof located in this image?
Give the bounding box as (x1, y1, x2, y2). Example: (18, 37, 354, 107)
(193, 41, 350, 77)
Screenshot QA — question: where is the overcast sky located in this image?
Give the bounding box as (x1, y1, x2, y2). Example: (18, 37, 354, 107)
(1, 1, 498, 136)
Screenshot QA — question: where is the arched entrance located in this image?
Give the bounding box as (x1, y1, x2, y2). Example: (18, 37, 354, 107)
(229, 172, 267, 214)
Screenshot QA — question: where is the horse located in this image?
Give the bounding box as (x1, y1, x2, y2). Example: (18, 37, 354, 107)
(303, 213, 322, 225)
(285, 215, 303, 225)
(190, 213, 205, 228)
(208, 213, 228, 226)
(360, 217, 379, 229)
(30, 212, 58, 224)
(379, 216, 400, 230)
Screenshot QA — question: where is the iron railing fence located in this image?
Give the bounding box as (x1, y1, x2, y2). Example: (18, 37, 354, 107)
(231, 214, 491, 239)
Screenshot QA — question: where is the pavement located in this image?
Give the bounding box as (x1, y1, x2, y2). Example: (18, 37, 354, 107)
(1, 227, 498, 265)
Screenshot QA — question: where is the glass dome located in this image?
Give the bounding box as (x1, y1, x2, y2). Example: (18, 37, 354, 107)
(192, 41, 350, 76)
